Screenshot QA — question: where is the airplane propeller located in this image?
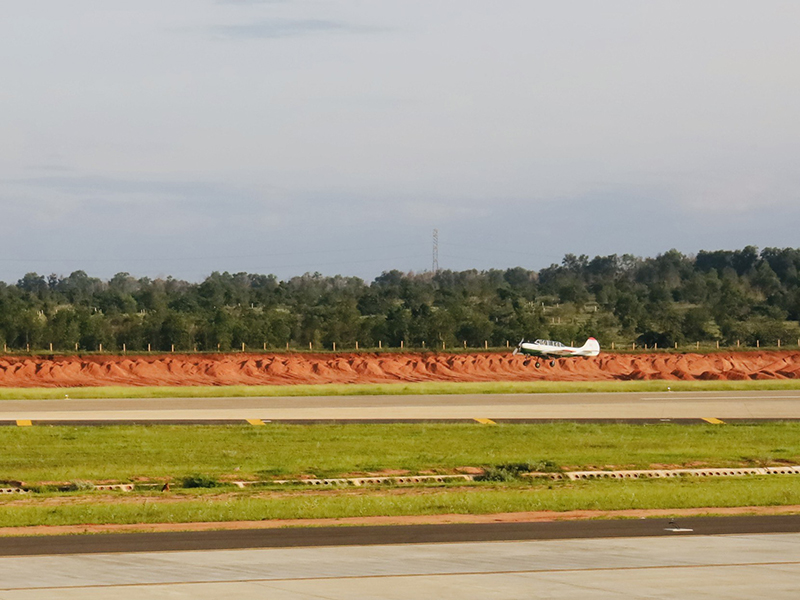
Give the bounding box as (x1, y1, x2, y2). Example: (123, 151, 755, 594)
(512, 338, 524, 356)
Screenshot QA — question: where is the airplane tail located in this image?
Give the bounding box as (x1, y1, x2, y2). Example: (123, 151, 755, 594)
(579, 337, 601, 356)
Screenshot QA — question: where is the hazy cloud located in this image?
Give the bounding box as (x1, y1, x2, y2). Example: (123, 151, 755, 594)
(23, 164, 76, 173)
(217, 0, 289, 5)
(209, 18, 381, 40)
(12, 175, 237, 199)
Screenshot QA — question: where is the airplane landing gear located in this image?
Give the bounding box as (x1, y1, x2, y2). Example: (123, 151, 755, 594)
(549, 360, 556, 367)
(534, 362, 541, 369)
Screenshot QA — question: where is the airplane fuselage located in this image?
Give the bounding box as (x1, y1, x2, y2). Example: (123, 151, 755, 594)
(516, 338, 600, 359)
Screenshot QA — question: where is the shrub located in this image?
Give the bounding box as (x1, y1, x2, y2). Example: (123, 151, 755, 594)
(476, 462, 558, 482)
(181, 473, 219, 488)
(65, 480, 95, 491)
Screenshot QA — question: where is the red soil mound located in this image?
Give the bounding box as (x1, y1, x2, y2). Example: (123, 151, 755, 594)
(0, 351, 799, 388)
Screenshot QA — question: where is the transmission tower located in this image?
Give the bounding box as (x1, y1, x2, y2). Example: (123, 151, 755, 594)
(432, 229, 439, 273)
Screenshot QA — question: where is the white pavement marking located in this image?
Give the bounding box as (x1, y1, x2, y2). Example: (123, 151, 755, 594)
(642, 395, 800, 400)
(1, 534, 800, 599)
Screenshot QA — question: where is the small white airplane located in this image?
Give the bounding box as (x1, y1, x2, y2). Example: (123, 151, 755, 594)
(512, 337, 600, 368)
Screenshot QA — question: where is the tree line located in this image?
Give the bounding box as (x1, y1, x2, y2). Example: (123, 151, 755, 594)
(2, 245, 800, 353)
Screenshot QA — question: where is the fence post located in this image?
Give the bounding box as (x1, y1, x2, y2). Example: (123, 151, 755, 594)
(696, 341, 699, 350)
(778, 339, 781, 348)
(737, 339, 740, 348)
(242, 342, 245, 352)
(422, 341, 426, 348)
(379, 340, 382, 349)
(355, 341, 359, 350)
(443, 341, 446, 350)
(485, 340, 488, 350)
(716, 340, 719, 349)
(757, 340, 760, 348)
(611, 342, 615, 350)
(506, 340, 509, 348)
(286, 342, 289, 350)
(147, 343, 151, 352)
(263, 342, 267, 351)
(49, 342, 53, 352)
(674, 342, 678, 349)
(99, 343, 102, 352)
(171, 344, 174, 353)
(333, 342, 336, 352)
(401, 340, 404, 349)
(309, 342, 312, 350)
(122, 343, 126, 354)
(632, 342, 635, 350)
(463, 340, 467, 349)
(654, 342, 658, 349)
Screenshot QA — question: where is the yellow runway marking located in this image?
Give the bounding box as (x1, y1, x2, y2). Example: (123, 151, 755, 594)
(474, 418, 496, 425)
(16, 419, 32, 427)
(246, 419, 265, 426)
(702, 417, 725, 424)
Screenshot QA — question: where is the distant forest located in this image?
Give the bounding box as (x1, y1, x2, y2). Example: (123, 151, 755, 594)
(2, 246, 800, 353)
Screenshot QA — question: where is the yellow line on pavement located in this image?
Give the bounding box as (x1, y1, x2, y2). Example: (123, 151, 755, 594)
(246, 419, 266, 426)
(702, 417, 725, 425)
(16, 419, 32, 427)
(474, 418, 497, 425)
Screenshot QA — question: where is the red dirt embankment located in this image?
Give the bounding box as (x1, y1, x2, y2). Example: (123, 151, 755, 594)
(0, 351, 799, 387)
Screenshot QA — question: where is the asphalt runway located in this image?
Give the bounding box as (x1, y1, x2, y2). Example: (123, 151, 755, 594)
(2, 515, 800, 556)
(2, 527, 799, 599)
(2, 390, 800, 423)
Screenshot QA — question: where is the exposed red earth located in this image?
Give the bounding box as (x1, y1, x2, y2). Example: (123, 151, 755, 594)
(1, 351, 799, 387)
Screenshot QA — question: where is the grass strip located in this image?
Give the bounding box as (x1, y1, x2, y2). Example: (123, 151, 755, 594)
(1, 478, 799, 527)
(3, 379, 800, 400)
(3, 423, 799, 483)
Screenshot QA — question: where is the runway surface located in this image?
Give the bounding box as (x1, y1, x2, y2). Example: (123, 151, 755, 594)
(2, 390, 800, 422)
(3, 515, 800, 556)
(2, 528, 799, 598)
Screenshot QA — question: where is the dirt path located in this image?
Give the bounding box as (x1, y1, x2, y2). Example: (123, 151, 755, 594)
(2, 505, 799, 537)
(2, 350, 800, 387)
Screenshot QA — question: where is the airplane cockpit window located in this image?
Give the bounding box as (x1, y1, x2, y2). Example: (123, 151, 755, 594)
(533, 339, 564, 347)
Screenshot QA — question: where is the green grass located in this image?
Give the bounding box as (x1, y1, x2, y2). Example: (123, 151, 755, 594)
(1, 477, 799, 527)
(3, 379, 800, 400)
(4, 422, 800, 528)
(3, 422, 800, 483)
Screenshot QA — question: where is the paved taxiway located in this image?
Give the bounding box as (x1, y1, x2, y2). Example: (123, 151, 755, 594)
(2, 390, 800, 422)
(2, 530, 799, 599)
(3, 515, 800, 556)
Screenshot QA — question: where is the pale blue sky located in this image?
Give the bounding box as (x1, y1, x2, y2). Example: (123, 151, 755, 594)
(2, 1, 798, 282)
